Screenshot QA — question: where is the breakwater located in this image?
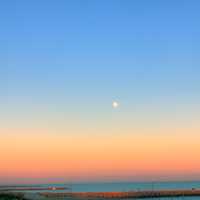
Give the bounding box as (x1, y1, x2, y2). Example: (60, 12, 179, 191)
(41, 189, 200, 199)
(0, 187, 68, 192)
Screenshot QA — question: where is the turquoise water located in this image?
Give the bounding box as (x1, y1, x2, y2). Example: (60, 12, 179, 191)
(69, 181, 200, 192)
(36, 181, 200, 192)
(69, 181, 200, 199)
(52, 181, 200, 199)
(4, 181, 200, 199)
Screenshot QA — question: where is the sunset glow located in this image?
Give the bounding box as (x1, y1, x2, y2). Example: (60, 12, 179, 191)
(1, 125, 200, 183)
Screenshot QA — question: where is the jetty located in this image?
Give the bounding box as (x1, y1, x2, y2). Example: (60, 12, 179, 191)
(41, 189, 200, 199)
(0, 187, 68, 192)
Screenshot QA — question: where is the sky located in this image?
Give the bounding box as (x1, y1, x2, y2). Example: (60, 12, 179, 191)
(1, 0, 200, 184)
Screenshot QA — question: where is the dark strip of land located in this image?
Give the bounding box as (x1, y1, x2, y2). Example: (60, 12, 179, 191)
(41, 189, 200, 199)
(0, 187, 68, 192)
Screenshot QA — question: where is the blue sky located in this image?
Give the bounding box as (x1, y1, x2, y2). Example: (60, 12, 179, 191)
(1, 0, 200, 127)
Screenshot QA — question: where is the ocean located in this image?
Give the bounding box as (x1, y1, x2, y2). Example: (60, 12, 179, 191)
(69, 181, 200, 192)
(4, 181, 200, 199)
(69, 181, 200, 199)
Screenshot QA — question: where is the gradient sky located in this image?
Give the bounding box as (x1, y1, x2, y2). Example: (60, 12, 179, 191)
(1, 0, 200, 184)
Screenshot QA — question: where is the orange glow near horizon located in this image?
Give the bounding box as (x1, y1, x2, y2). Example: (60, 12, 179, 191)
(1, 125, 200, 183)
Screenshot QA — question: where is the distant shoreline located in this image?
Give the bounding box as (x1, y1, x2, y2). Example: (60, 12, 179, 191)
(0, 187, 68, 192)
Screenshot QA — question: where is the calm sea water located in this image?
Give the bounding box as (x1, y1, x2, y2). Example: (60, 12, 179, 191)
(69, 181, 200, 200)
(6, 181, 200, 200)
(40, 181, 200, 192)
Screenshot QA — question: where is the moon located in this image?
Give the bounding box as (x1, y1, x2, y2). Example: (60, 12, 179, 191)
(112, 101, 119, 109)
